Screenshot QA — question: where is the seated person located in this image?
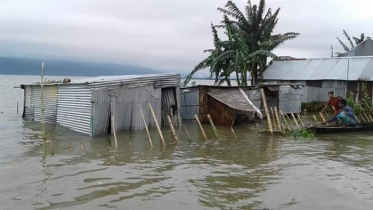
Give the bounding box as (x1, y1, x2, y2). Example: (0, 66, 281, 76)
(325, 99, 356, 127)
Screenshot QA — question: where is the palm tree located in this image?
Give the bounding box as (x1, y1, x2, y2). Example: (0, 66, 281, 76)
(185, 0, 299, 86)
(216, 0, 299, 85)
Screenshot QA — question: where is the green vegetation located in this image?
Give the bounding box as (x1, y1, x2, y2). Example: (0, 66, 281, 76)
(301, 102, 328, 113)
(184, 0, 299, 86)
(290, 128, 315, 139)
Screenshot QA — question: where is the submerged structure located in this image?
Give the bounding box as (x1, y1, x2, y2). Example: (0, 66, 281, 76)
(263, 56, 373, 102)
(180, 86, 263, 126)
(21, 74, 181, 136)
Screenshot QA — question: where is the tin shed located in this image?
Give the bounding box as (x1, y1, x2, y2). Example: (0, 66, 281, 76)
(21, 73, 181, 136)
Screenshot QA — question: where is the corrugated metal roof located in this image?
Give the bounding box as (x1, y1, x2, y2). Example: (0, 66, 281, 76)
(343, 38, 373, 57)
(207, 88, 263, 118)
(263, 56, 373, 81)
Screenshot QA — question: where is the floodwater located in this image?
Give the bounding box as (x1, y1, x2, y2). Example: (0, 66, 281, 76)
(1, 75, 373, 210)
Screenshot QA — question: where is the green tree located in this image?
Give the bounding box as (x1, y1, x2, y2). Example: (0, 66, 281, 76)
(185, 0, 299, 86)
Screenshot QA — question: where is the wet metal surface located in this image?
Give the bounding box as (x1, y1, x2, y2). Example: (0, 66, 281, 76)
(1, 75, 373, 210)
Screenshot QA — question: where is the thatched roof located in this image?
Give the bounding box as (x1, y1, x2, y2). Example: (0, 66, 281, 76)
(207, 88, 263, 119)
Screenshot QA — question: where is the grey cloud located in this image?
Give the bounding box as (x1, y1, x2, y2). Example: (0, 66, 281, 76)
(0, 0, 372, 74)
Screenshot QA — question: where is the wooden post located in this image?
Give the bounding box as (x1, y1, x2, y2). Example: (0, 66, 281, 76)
(355, 114, 361, 124)
(195, 114, 208, 141)
(112, 116, 118, 149)
(41, 62, 46, 157)
(230, 126, 237, 139)
(270, 107, 278, 130)
(139, 105, 153, 148)
(274, 107, 282, 131)
(80, 141, 86, 153)
(167, 115, 179, 145)
(149, 103, 166, 146)
(280, 110, 291, 131)
(260, 88, 273, 133)
(319, 112, 327, 125)
(364, 112, 372, 122)
(207, 114, 221, 139)
(291, 112, 300, 129)
(297, 113, 305, 128)
(359, 113, 366, 123)
(17, 101, 19, 114)
(313, 115, 320, 127)
(184, 125, 192, 142)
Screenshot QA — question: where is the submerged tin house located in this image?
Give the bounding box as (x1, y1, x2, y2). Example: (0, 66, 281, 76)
(263, 56, 373, 102)
(180, 86, 263, 126)
(248, 83, 304, 114)
(21, 74, 181, 136)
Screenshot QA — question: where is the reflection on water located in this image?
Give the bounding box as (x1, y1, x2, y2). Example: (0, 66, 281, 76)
(1, 76, 373, 210)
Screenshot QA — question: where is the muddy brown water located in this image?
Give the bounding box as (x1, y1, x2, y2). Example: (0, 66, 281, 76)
(1, 75, 373, 210)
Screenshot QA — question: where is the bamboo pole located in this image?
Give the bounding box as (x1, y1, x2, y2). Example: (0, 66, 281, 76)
(291, 112, 300, 129)
(139, 105, 153, 148)
(369, 114, 373, 122)
(17, 101, 19, 114)
(313, 115, 320, 127)
(270, 108, 278, 131)
(112, 116, 118, 149)
(355, 114, 361, 124)
(207, 114, 221, 139)
(195, 114, 208, 141)
(167, 115, 179, 145)
(260, 88, 273, 132)
(230, 126, 237, 139)
(274, 107, 282, 131)
(364, 112, 372, 122)
(149, 103, 166, 146)
(283, 110, 295, 130)
(297, 113, 305, 128)
(359, 113, 366, 123)
(319, 112, 327, 125)
(41, 62, 46, 157)
(184, 125, 192, 142)
(280, 110, 291, 131)
(80, 141, 86, 153)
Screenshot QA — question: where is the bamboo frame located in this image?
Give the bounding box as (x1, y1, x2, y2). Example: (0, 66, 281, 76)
(112, 116, 118, 149)
(195, 114, 208, 141)
(274, 107, 282, 131)
(280, 110, 291, 131)
(313, 115, 320, 127)
(207, 114, 221, 139)
(149, 103, 166, 146)
(291, 112, 300, 129)
(139, 104, 153, 148)
(297, 113, 305, 128)
(260, 88, 273, 132)
(184, 125, 192, 142)
(167, 115, 179, 144)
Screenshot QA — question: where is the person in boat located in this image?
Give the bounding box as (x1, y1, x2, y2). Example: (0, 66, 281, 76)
(324, 98, 356, 127)
(322, 91, 341, 115)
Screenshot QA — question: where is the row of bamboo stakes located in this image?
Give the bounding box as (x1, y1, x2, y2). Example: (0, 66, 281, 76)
(107, 102, 236, 150)
(260, 87, 373, 132)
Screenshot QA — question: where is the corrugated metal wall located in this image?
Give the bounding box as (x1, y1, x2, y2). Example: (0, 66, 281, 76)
(57, 85, 92, 135)
(279, 86, 302, 113)
(91, 89, 111, 136)
(23, 85, 58, 123)
(110, 85, 162, 132)
(180, 88, 199, 120)
(161, 88, 179, 126)
(23, 86, 33, 120)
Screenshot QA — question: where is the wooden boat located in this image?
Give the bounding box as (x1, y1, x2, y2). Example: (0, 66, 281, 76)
(310, 123, 373, 134)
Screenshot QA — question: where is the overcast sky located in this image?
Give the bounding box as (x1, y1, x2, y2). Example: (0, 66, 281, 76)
(1, 0, 372, 75)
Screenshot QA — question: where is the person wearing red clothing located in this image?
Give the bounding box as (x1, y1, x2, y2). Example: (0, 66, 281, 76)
(322, 91, 341, 115)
